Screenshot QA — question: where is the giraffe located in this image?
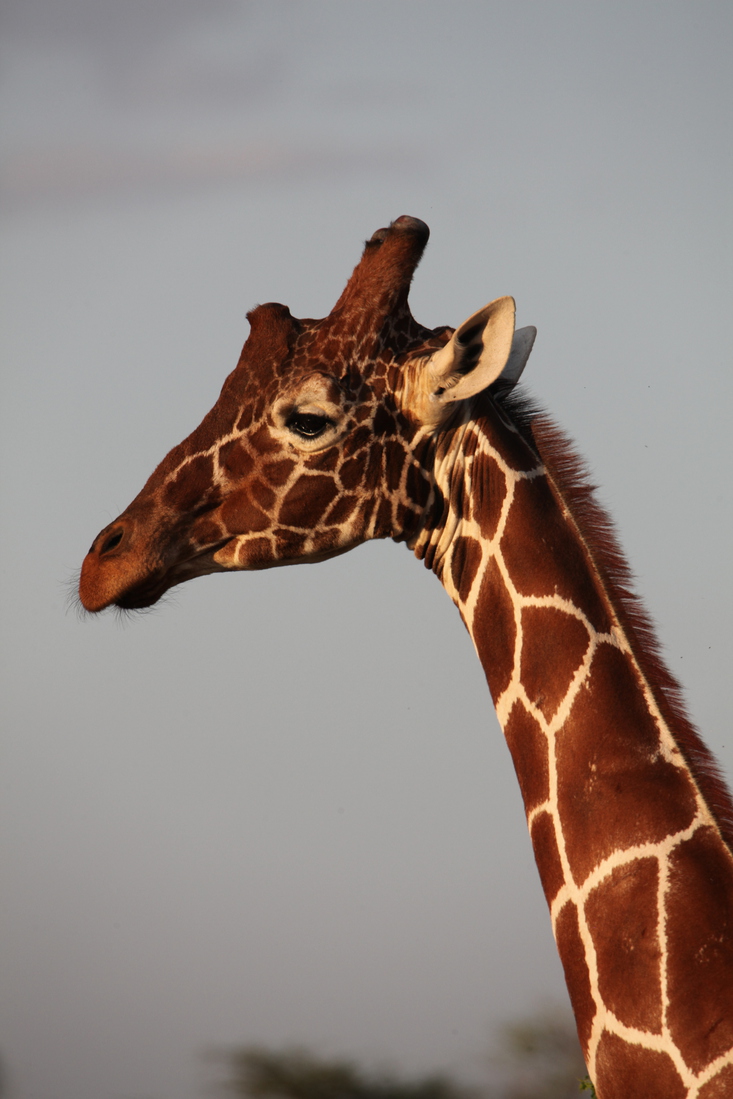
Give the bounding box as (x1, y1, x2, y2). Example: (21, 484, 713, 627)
(79, 216, 733, 1098)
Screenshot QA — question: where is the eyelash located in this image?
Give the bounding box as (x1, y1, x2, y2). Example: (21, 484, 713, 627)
(286, 412, 333, 438)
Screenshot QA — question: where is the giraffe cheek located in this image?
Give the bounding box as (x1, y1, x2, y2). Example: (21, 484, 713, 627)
(219, 490, 271, 535)
(192, 519, 225, 546)
(278, 475, 339, 527)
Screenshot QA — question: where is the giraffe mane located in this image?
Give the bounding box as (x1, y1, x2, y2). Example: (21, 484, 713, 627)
(497, 384, 733, 853)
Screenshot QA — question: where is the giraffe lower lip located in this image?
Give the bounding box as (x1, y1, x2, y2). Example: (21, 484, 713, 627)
(115, 581, 169, 610)
(114, 538, 235, 609)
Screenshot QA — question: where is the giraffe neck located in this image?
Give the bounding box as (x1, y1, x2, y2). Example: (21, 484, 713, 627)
(412, 393, 733, 1098)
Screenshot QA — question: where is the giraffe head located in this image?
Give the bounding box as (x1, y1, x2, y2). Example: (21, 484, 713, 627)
(79, 216, 534, 612)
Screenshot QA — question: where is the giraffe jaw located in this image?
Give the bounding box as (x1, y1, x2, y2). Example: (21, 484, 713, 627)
(212, 536, 366, 573)
(79, 525, 365, 611)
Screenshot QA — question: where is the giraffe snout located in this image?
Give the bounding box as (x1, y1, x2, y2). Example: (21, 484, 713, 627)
(79, 517, 151, 612)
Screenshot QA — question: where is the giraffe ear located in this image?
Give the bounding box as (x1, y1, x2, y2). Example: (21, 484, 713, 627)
(425, 296, 516, 417)
(494, 325, 537, 388)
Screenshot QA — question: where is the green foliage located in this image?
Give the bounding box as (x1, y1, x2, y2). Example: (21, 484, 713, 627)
(219, 1046, 471, 1099)
(577, 1078, 596, 1098)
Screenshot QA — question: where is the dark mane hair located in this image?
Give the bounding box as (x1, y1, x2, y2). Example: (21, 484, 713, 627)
(499, 384, 733, 851)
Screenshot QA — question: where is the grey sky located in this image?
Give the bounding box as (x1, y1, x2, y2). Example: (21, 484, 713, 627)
(1, 3, 731, 1099)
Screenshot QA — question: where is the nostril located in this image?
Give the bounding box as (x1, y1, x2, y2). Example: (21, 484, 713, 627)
(99, 529, 124, 555)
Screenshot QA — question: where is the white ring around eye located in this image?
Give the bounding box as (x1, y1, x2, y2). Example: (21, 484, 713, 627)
(271, 378, 350, 452)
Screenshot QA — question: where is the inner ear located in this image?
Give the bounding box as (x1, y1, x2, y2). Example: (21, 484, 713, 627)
(429, 296, 516, 404)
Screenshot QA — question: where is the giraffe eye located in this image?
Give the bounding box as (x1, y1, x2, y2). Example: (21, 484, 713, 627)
(286, 412, 332, 438)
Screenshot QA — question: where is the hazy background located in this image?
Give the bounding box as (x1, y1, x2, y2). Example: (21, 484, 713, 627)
(1, 3, 731, 1098)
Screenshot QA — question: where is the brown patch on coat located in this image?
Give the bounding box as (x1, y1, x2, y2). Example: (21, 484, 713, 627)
(324, 494, 358, 526)
(482, 413, 540, 473)
(666, 825, 733, 1073)
(470, 556, 516, 702)
(240, 537, 276, 568)
(193, 518, 224, 546)
(519, 606, 590, 721)
(396, 503, 419, 538)
(450, 536, 482, 604)
(278, 474, 339, 527)
(698, 1065, 733, 1098)
(163, 454, 215, 511)
(342, 425, 372, 458)
(530, 810, 565, 903)
(306, 447, 341, 473)
(385, 439, 408, 492)
(340, 455, 365, 491)
(448, 466, 472, 523)
(500, 476, 611, 632)
(556, 644, 698, 884)
(262, 458, 296, 486)
(274, 529, 308, 558)
(373, 405, 396, 436)
(220, 489, 270, 534)
(554, 902, 596, 1051)
(311, 529, 341, 555)
(248, 423, 282, 456)
(593, 1032, 686, 1099)
(358, 495, 376, 531)
(248, 477, 276, 514)
(504, 703, 550, 816)
(585, 857, 662, 1033)
(406, 461, 431, 509)
(219, 440, 256, 482)
(470, 452, 507, 541)
(375, 497, 393, 534)
(236, 404, 254, 431)
(363, 442, 383, 489)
